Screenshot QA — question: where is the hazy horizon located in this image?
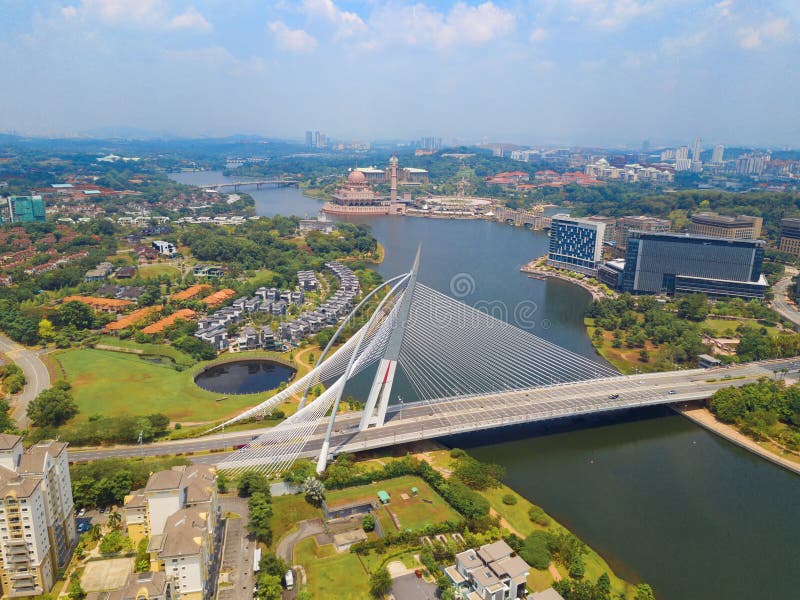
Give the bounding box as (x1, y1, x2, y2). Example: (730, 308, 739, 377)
(2, 1, 798, 147)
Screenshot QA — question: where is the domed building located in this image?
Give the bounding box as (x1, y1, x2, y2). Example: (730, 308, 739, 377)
(324, 162, 405, 215)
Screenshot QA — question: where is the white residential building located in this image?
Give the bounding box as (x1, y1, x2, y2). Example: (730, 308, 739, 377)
(0, 436, 76, 597)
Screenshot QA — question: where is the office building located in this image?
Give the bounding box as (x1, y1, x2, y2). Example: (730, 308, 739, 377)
(7, 197, 46, 223)
(621, 232, 767, 299)
(779, 218, 800, 256)
(586, 216, 617, 244)
(687, 212, 762, 240)
(614, 215, 671, 253)
(0, 436, 77, 597)
(547, 215, 605, 276)
(711, 144, 725, 165)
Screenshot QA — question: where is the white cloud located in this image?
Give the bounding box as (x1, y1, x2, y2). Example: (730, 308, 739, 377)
(738, 17, 790, 49)
(76, 0, 211, 32)
(268, 21, 318, 53)
(370, 2, 515, 49)
(61, 5, 78, 19)
(529, 27, 550, 42)
(569, 0, 662, 29)
(301, 0, 367, 38)
(714, 0, 733, 19)
(169, 8, 211, 32)
(660, 31, 708, 56)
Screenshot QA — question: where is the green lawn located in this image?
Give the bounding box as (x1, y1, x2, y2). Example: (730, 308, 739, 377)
(702, 317, 780, 337)
(325, 475, 460, 531)
(294, 537, 370, 600)
(268, 495, 322, 551)
(95, 336, 196, 367)
(55, 348, 272, 423)
(138, 264, 181, 279)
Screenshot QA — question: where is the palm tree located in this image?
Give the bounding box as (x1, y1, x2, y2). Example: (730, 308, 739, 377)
(88, 524, 102, 542)
(107, 511, 122, 531)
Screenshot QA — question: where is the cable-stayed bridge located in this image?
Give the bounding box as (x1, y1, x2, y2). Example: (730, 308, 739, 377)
(213, 250, 795, 476)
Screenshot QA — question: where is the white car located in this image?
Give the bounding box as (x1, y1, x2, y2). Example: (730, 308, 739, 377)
(78, 508, 86, 517)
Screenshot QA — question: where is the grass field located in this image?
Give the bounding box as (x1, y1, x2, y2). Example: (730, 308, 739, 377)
(294, 537, 370, 600)
(55, 348, 271, 422)
(138, 264, 181, 279)
(269, 495, 322, 551)
(325, 475, 460, 532)
(95, 335, 196, 367)
(702, 317, 780, 337)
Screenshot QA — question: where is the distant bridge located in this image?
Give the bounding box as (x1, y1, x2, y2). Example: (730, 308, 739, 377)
(203, 179, 298, 191)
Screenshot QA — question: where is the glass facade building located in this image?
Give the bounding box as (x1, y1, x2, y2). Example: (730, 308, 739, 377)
(547, 215, 605, 276)
(621, 232, 767, 299)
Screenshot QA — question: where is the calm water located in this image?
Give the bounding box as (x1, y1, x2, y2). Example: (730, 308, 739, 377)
(172, 170, 800, 600)
(194, 359, 295, 394)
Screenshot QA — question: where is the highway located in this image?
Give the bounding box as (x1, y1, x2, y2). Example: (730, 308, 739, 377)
(0, 334, 51, 429)
(771, 275, 800, 328)
(67, 358, 800, 466)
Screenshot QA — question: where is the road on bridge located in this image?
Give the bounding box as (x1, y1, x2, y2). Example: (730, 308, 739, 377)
(0, 334, 51, 429)
(772, 274, 800, 328)
(68, 359, 799, 465)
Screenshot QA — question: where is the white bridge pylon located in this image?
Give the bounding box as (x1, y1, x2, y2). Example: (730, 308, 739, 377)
(215, 249, 618, 476)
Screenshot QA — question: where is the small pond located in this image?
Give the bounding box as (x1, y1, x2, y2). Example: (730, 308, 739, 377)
(194, 359, 296, 394)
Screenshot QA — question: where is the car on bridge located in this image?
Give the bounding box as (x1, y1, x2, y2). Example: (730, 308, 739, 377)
(608, 393, 619, 399)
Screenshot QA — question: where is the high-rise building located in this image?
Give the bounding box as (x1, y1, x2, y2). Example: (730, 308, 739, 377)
(735, 152, 770, 175)
(779, 218, 800, 256)
(692, 137, 702, 162)
(614, 215, 671, 253)
(8, 196, 46, 223)
(621, 232, 767, 299)
(547, 215, 606, 276)
(0, 436, 77, 597)
(711, 144, 725, 165)
(687, 212, 762, 240)
(675, 158, 693, 171)
(676, 146, 690, 160)
(418, 137, 442, 152)
(305, 130, 313, 147)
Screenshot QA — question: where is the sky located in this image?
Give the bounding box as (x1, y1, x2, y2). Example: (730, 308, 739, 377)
(0, 0, 798, 147)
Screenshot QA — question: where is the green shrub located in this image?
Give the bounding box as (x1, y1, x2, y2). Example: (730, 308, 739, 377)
(501, 494, 517, 506)
(449, 448, 466, 459)
(519, 531, 551, 570)
(528, 505, 550, 527)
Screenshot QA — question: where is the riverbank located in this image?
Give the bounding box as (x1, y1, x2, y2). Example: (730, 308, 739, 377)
(520, 256, 613, 301)
(674, 402, 800, 476)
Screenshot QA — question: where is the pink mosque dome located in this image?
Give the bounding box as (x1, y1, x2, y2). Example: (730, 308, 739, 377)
(347, 169, 367, 185)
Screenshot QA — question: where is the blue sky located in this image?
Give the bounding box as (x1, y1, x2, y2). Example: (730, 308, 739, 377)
(1, 1, 798, 146)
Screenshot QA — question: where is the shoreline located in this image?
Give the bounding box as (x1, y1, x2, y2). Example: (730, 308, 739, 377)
(520, 257, 611, 301)
(672, 403, 800, 477)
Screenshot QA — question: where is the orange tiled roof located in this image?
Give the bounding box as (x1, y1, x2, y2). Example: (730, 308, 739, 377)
(141, 309, 197, 334)
(172, 284, 211, 302)
(62, 296, 133, 310)
(104, 306, 163, 332)
(201, 288, 236, 307)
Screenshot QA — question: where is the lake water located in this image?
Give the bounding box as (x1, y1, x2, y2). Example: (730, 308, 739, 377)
(171, 170, 800, 600)
(194, 359, 296, 395)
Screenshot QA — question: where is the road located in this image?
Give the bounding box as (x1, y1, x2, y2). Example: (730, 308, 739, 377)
(217, 496, 254, 600)
(0, 334, 51, 428)
(67, 358, 800, 466)
(772, 275, 800, 327)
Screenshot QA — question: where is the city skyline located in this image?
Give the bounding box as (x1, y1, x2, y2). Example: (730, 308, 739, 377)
(1, 1, 799, 146)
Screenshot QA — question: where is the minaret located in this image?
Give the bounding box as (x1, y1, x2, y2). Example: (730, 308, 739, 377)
(389, 153, 398, 204)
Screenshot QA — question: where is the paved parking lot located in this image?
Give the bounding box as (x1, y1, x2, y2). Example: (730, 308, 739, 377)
(81, 557, 133, 592)
(391, 573, 438, 600)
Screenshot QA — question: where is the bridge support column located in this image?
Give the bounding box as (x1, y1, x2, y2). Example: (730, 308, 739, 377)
(359, 246, 420, 431)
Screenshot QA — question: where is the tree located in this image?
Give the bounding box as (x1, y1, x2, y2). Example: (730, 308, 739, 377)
(38, 318, 55, 342)
(59, 301, 95, 330)
(27, 384, 79, 427)
(238, 471, 271, 498)
(597, 573, 611, 595)
(369, 566, 392, 598)
(217, 472, 229, 494)
(519, 531, 551, 570)
(258, 552, 288, 579)
(677, 293, 709, 321)
(256, 574, 283, 600)
(302, 476, 325, 506)
(635, 584, 656, 600)
(135, 538, 150, 572)
(99, 530, 132, 555)
(247, 493, 274, 545)
(107, 511, 122, 530)
(362, 514, 375, 532)
(68, 579, 86, 600)
(452, 456, 505, 490)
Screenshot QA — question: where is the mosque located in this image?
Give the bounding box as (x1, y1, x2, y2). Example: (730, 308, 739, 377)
(322, 155, 407, 215)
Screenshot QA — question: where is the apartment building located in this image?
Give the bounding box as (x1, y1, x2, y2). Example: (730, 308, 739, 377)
(123, 466, 219, 600)
(687, 212, 762, 240)
(0, 436, 76, 598)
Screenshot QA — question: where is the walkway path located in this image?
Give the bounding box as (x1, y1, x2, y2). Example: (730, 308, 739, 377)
(0, 334, 50, 428)
(275, 519, 325, 564)
(675, 404, 800, 476)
